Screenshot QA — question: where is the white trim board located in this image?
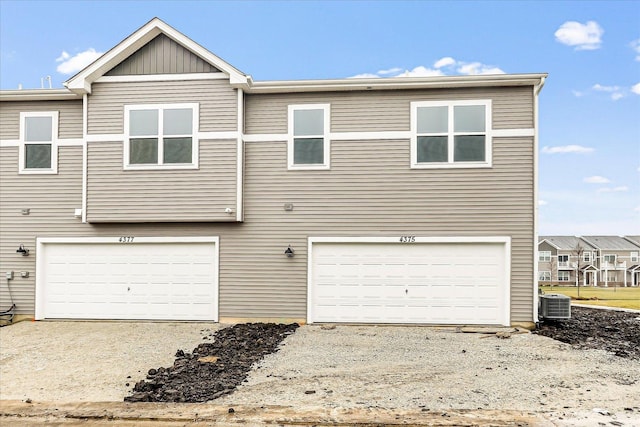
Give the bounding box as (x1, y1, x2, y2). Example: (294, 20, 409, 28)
(96, 73, 229, 83)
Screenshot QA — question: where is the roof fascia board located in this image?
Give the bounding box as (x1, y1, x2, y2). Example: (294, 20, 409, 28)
(0, 89, 81, 101)
(65, 18, 248, 94)
(246, 73, 548, 94)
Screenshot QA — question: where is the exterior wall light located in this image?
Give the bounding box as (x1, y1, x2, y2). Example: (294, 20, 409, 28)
(284, 245, 295, 258)
(16, 244, 29, 256)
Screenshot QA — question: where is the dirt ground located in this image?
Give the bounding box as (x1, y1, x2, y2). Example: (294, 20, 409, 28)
(1, 308, 639, 426)
(534, 306, 640, 359)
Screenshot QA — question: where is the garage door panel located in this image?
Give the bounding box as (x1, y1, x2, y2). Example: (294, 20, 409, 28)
(310, 240, 509, 325)
(38, 239, 218, 321)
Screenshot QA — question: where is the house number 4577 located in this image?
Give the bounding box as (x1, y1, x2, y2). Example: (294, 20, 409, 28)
(119, 236, 134, 243)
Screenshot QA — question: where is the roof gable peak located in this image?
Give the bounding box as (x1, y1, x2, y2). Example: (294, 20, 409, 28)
(64, 17, 248, 94)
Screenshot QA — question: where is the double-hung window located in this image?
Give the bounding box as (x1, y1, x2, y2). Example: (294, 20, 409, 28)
(19, 111, 58, 174)
(288, 104, 330, 170)
(411, 100, 491, 168)
(583, 251, 591, 262)
(124, 103, 198, 169)
(539, 251, 551, 262)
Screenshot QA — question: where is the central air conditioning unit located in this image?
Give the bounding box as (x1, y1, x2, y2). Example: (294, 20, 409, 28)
(539, 294, 571, 320)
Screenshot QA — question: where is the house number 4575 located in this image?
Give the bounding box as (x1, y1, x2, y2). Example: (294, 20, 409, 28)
(399, 236, 416, 243)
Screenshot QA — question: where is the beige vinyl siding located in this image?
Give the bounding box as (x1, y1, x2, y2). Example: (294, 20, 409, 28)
(234, 135, 535, 322)
(86, 139, 237, 222)
(0, 100, 83, 140)
(245, 86, 533, 134)
(0, 146, 83, 313)
(87, 80, 237, 134)
(105, 34, 219, 75)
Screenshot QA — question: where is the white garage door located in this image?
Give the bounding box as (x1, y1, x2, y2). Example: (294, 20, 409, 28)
(36, 237, 218, 321)
(309, 237, 510, 325)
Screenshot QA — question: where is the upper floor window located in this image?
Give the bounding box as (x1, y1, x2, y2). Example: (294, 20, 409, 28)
(631, 252, 639, 263)
(19, 111, 58, 174)
(583, 251, 591, 262)
(538, 251, 551, 262)
(124, 103, 198, 169)
(411, 100, 491, 169)
(288, 104, 330, 170)
(603, 254, 617, 264)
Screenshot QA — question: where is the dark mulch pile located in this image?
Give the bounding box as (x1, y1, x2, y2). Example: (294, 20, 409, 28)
(534, 306, 640, 360)
(125, 322, 299, 403)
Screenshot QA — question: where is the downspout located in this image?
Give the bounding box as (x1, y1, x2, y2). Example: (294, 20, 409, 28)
(82, 93, 88, 223)
(533, 76, 545, 322)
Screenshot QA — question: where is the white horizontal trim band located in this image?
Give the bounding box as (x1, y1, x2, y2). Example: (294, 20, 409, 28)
(309, 236, 511, 244)
(492, 128, 535, 137)
(37, 236, 219, 244)
(243, 129, 534, 143)
(96, 73, 229, 83)
(0, 138, 84, 147)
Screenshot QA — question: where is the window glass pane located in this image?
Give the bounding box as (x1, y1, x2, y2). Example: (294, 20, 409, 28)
(293, 138, 324, 164)
(417, 136, 448, 163)
(130, 138, 158, 164)
(294, 109, 324, 136)
(25, 144, 51, 169)
(164, 137, 192, 163)
(454, 105, 485, 132)
(417, 106, 447, 133)
(25, 116, 53, 142)
(130, 110, 158, 136)
(164, 109, 193, 135)
(454, 135, 485, 162)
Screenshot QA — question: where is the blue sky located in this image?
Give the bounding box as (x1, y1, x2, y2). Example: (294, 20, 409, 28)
(1, 0, 638, 235)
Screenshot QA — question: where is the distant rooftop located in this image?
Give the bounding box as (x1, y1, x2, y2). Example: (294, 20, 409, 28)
(581, 236, 640, 250)
(539, 236, 596, 250)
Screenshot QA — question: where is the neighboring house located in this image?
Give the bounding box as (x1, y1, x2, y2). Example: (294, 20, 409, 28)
(624, 236, 640, 287)
(538, 235, 640, 287)
(581, 236, 640, 287)
(538, 236, 598, 286)
(0, 18, 547, 327)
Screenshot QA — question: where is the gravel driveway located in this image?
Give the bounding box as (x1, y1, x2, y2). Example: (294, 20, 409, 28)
(1, 321, 639, 426)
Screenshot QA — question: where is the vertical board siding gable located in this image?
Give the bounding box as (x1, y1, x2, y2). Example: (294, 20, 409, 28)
(105, 34, 220, 76)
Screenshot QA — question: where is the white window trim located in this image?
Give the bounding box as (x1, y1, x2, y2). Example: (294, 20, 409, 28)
(631, 252, 639, 263)
(539, 251, 551, 262)
(287, 104, 330, 170)
(558, 271, 570, 281)
(123, 103, 199, 170)
(538, 271, 551, 281)
(603, 254, 617, 264)
(410, 99, 492, 169)
(19, 111, 59, 174)
(583, 251, 591, 262)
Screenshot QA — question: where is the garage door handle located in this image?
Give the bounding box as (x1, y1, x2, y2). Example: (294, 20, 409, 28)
(127, 287, 130, 292)
(405, 289, 408, 294)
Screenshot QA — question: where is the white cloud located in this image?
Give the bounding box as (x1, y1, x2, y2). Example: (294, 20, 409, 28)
(377, 67, 403, 76)
(542, 145, 594, 154)
(597, 186, 628, 193)
(572, 90, 584, 97)
(635, 206, 640, 212)
(457, 62, 505, 75)
(592, 84, 620, 92)
(632, 82, 640, 95)
(55, 48, 103, 75)
(631, 39, 640, 61)
(554, 20, 604, 50)
(583, 175, 610, 184)
(434, 57, 456, 68)
(395, 66, 444, 77)
(349, 73, 381, 79)
(538, 200, 548, 206)
(349, 57, 504, 79)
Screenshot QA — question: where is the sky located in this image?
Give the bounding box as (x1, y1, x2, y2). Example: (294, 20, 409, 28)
(1, 0, 639, 235)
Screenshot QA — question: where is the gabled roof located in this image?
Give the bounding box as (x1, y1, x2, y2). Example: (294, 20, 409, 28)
(64, 17, 249, 94)
(624, 236, 640, 246)
(538, 236, 596, 251)
(581, 236, 640, 251)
